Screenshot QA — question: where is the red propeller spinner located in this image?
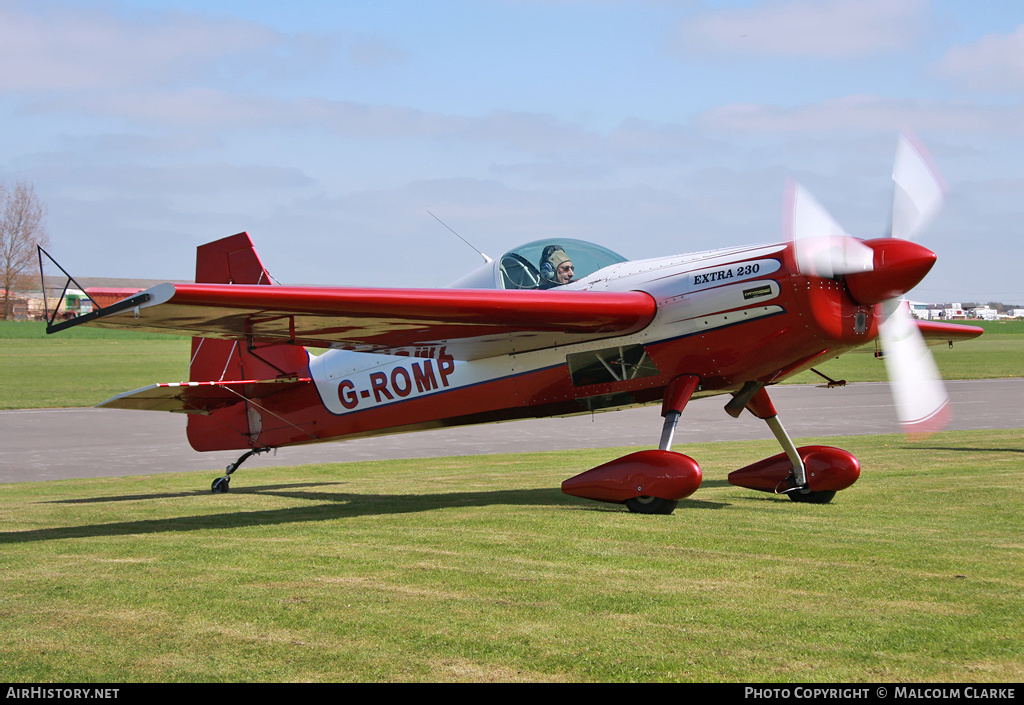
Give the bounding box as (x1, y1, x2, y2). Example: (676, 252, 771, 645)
(844, 238, 937, 306)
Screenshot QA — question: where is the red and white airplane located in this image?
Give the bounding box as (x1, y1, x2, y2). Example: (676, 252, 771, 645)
(45, 133, 982, 513)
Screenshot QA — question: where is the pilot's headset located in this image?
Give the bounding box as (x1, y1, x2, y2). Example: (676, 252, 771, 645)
(540, 245, 569, 284)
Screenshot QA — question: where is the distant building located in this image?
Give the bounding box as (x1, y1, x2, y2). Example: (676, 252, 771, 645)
(86, 287, 143, 309)
(1, 289, 29, 320)
(907, 301, 931, 319)
(942, 303, 966, 320)
(10, 277, 182, 322)
(969, 305, 998, 321)
(907, 300, 969, 320)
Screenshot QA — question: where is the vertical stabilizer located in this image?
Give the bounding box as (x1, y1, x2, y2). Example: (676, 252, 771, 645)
(195, 231, 274, 286)
(187, 232, 310, 451)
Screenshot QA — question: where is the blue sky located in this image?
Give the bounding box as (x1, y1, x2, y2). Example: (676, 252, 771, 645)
(3, 0, 1022, 303)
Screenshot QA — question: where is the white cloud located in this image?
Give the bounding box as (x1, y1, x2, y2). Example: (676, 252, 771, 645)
(26, 87, 469, 137)
(0, 4, 313, 91)
(937, 24, 1024, 92)
(26, 88, 606, 158)
(674, 0, 928, 58)
(697, 95, 1024, 134)
(67, 163, 313, 196)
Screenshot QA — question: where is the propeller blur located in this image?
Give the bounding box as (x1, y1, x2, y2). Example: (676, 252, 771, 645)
(787, 131, 957, 440)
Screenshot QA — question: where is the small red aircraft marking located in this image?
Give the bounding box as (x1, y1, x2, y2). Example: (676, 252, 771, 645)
(45, 133, 982, 513)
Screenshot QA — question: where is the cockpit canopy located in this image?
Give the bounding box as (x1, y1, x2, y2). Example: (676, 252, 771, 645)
(449, 238, 628, 290)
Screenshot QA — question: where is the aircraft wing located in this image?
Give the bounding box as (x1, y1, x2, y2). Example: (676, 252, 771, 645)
(54, 282, 657, 360)
(916, 320, 984, 346)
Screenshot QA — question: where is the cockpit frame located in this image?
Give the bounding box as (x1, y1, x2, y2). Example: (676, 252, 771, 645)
(448, 237, 628, 290)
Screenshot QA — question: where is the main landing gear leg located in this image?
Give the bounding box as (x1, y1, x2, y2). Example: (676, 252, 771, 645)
(561, 375, 704, 514)
(658, 375, 701, 452)
(626, 375, 702, 515)
(211, 447, 272, 494)
(737, 388, 835, 503)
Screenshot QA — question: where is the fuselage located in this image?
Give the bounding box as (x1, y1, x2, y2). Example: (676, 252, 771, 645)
(188, 240, 881, 452)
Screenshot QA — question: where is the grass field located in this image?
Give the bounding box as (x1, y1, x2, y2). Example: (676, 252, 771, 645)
(1, 320, 1022, 410)
(0, 428, 1020, 682)
(0, 322, 189, 409)
(1, 320, 1021, 682)
(787, 320, 1024, 384)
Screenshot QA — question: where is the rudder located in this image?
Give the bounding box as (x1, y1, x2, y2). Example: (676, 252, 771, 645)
(186, 232, 310, 451)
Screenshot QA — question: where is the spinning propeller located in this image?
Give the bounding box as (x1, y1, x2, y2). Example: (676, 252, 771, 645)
(788, 132, 949, 438)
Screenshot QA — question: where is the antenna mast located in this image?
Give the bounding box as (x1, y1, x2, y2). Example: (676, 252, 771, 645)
(428, 211, 492, 263)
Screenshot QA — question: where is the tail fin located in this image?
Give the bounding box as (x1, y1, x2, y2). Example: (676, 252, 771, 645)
(188, 232, 308, 383)
(187, 232, 310, 451)
(194, 231, 275, 286)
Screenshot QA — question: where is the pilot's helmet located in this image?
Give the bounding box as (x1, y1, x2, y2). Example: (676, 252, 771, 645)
(540, 245, 571, 284)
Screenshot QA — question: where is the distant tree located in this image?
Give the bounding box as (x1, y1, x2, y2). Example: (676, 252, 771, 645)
(1, 181, 48, 320)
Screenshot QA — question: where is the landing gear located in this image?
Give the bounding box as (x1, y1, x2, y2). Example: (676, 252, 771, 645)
(782, 471, 838, 503)
(728, 387, 860, 501)
(211, 476, 231, 493)
(787, 489, 836, 504)
(561, 376, 704, 515)
(562, 379, 862, 512)
(625, 496, 679, 515)
(210, 447, 272, 493)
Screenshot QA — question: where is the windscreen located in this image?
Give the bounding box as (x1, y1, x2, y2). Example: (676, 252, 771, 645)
(498, 238, 627, 290)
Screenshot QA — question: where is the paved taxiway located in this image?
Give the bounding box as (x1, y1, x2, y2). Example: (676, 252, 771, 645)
(1, 378, 1021, 484)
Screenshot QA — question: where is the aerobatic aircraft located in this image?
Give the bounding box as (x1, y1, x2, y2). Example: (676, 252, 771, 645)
(43, 133, 982, 514)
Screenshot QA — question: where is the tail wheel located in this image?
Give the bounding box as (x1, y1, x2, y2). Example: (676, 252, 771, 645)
(625, 496, 678, 515)
(211, 476, 230, 494)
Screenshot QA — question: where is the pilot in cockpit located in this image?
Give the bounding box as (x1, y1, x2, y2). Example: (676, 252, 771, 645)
(539, 245, 575, 289)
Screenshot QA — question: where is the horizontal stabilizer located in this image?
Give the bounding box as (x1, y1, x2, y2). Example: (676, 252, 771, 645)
(97, 377, 312, 414)
(915, 320, 984, 345)
(846, 320, 984, 354)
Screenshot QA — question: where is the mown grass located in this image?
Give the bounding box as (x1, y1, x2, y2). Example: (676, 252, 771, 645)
(0, 338, 190, 409)
(775, 320, 1022, 385)
(0, 321, 189, 409)
(0, 428, 1020, 682)
(0, 321, 189, 340)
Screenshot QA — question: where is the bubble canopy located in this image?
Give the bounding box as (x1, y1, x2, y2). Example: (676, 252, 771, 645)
(496, 238, 628, 290)
(446, 238, 628, 290)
